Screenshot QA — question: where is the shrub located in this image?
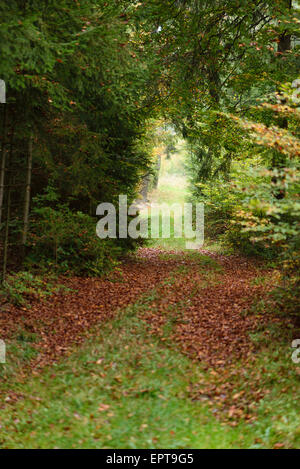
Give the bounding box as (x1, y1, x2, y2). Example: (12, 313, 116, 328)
(0, 271, 69, 306)
(271, 276, 300, 325)
(27, 205, 122, 276)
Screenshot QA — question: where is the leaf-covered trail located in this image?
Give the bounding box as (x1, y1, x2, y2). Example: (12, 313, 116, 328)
(140, 248, 272, 366)
(0, 249, 178, 372)
(1, 247, 268, 375)
(0, 247, 299, 449)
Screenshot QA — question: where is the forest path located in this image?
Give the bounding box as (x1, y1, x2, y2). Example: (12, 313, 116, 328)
(0, 246, 268, 374)
(0, 245, 281, 449)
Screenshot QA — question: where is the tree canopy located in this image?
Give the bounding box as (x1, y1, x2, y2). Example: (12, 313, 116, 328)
(0, 0, 299, 278)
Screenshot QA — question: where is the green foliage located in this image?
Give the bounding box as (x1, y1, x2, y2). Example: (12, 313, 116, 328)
(0, 0, 160, 279)
(135, 0, 300, 270)
(28, 200, 122, 276)
(192, 160, 300, 260)
(0, 271, 68, 307)
(0, 0, 299, 282)
(271, 277, 300, 322)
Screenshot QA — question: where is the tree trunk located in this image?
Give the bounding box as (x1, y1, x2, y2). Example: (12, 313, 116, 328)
(0, 104, 7, 227)
(277, 0, 292, 129)
(2, 177, 11, 283)
(1, 128, 13, 284)
(272, 0, 292, 199)
(140, 174, 151, 202)
(22, 132, 33, 246)
(153, 155, 161, 188)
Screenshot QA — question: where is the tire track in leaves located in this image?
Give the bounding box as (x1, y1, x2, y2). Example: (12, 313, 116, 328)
(137, 251, 280, 423)
(0, 248, 180, 373)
